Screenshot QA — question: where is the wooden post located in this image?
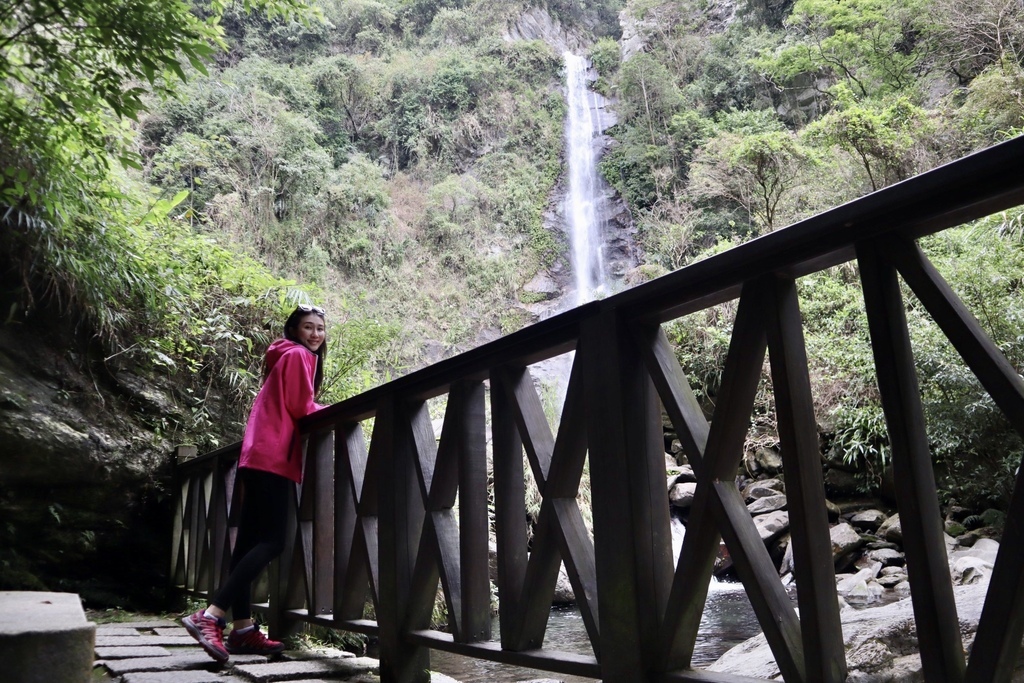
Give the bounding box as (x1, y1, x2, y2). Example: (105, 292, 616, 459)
(456, 380, 491, 642)
(334, 422, 375, 620)
(763, 275, 846, 682)
(309, 430, 335, 617)
(168, 446, 196, 608)
(377, 395, 430, 683)
(582, 306, 673, 681)
(858, 240, 966, 682)
(490, 366, 529, 650)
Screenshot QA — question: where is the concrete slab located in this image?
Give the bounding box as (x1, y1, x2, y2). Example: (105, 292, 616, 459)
(122, 672, 226, 683)
(0, 591, 95, 683)
(95, 645, 173, 658)
(95, 626, 144, 636)
(153, 626, 190, 637)
(96, 634, 197, 646)
(105, 620, 179, 629)
(233, 657, 379, 681)
(284, 649, 357, 660)
(100, 652, 224, 675)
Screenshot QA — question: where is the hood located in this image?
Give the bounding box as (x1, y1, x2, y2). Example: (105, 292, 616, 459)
(265, 338, 308, 372)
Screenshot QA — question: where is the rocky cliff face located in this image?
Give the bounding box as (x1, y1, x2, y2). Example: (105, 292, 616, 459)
(0, 314, 217, 609)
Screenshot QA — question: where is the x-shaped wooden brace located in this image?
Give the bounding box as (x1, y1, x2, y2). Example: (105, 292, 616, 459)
(403, 380, 491, 642)
(491, 353, 600, 654)
(328, 421, 380, 623)
(642, 278, 844, 682)
(863, 237, 1024, 683)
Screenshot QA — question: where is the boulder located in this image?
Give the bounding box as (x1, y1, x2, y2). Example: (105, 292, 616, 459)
(825, 499, 843, 522)
(825, 468, 863, 497)
(836, 568, 885, 603)
(674, 464, 697, 483)
(553, 562, 575, 605)
(877, 514, 903, 543)
(773, 533, 793, 574)
(949, 538, 999, 586)
(747, 495, 787, 515)
(876, 573, 907, 588)
(863, 548, 904, 568)
(522, 272, 561, 302)
(742, 479, 785, 501)
(753, 511, 789, 544)
(709, 580, 1007, 680)
(830, 523, 866, 562)
(849, 509, 888, 532)
(744, 447, 783, 477)
(852, 556, 883, 576)
(669, 482, 697, 510)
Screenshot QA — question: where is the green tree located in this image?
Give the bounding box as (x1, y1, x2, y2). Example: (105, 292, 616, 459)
(928, 0, 1024, 82)
(589, 37, 621, 78)
(951, 62, 1024, 148)
(688, 111, 811, 231)
(310, 55, 381, 150)
(617, 52, 682, 144)
(690, 129, 811, 231)
(804, 91, 930, 191)
(1, 0, 315, 335)
(758, 0, 929, 99)
(0, 0, 311, 224)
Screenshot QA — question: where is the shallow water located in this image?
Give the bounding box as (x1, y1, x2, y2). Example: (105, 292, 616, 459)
(428, 581, 761, 682)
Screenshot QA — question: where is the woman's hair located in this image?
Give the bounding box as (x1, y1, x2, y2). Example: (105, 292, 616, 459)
(281, 306, 326, 395)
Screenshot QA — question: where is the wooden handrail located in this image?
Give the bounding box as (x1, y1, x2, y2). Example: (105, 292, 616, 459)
(171, 135, 1024, 683)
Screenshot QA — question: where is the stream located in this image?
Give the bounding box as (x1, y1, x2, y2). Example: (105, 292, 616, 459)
(428, 580, 762, 682)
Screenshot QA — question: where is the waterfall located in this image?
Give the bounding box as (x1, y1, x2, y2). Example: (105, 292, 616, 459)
(563, 52, 608, 305)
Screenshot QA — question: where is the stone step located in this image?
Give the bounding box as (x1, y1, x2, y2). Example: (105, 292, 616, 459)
(0, 591, 95, 683)
(122, 672, 226, 683)
(232, 657, 379, 682)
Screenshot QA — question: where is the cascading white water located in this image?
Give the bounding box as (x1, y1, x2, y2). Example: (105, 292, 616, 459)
(563, 52, 607, 306)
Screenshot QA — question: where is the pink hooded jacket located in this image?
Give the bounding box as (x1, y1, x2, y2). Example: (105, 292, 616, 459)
(239, 338, 324, 483)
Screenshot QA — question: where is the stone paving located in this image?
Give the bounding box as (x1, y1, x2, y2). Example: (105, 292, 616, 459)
(91, 619, 418, 683)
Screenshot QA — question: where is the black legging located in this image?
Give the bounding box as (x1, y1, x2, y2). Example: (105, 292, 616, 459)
(211, 467, 290, 620)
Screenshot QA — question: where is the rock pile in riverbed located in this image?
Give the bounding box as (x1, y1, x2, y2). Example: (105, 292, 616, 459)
(667, 461, 1005, 604)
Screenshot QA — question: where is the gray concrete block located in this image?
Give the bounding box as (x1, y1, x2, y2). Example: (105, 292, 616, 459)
(96, 634, 198, 646)
(122, 672, 226, 683)
(95, 626, 144, 636)
(153, 626, 190, 637)
(233, 657, 379, 681)
(284, 649, 356, 660)
(106, 619, 179, 629)
(95, 645, 173, 658)
(0, 591, 95, 683)
(100, 652, 224, 675)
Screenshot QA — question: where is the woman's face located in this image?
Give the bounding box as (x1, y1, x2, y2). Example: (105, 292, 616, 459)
(293, 313, 326, 353)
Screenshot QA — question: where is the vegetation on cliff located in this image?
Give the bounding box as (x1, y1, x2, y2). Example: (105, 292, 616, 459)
(1, 0, 1023, 602)
(598, 0, 1024, 507)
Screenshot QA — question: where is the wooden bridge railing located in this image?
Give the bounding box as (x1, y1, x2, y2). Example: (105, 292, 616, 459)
(170, 135, 1024, 683)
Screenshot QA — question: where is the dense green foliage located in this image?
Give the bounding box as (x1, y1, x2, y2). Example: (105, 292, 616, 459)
(136, 1, 571, 369)
(609, 0, 1024, 507)
(2, 0, 1023, 508)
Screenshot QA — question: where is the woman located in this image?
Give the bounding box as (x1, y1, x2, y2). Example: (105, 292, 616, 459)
(183, 304, 327, 662)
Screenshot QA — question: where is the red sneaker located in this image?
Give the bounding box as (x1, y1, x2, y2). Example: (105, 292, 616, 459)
(182, 609, 228, 663)
(226, 625, 286, 655)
